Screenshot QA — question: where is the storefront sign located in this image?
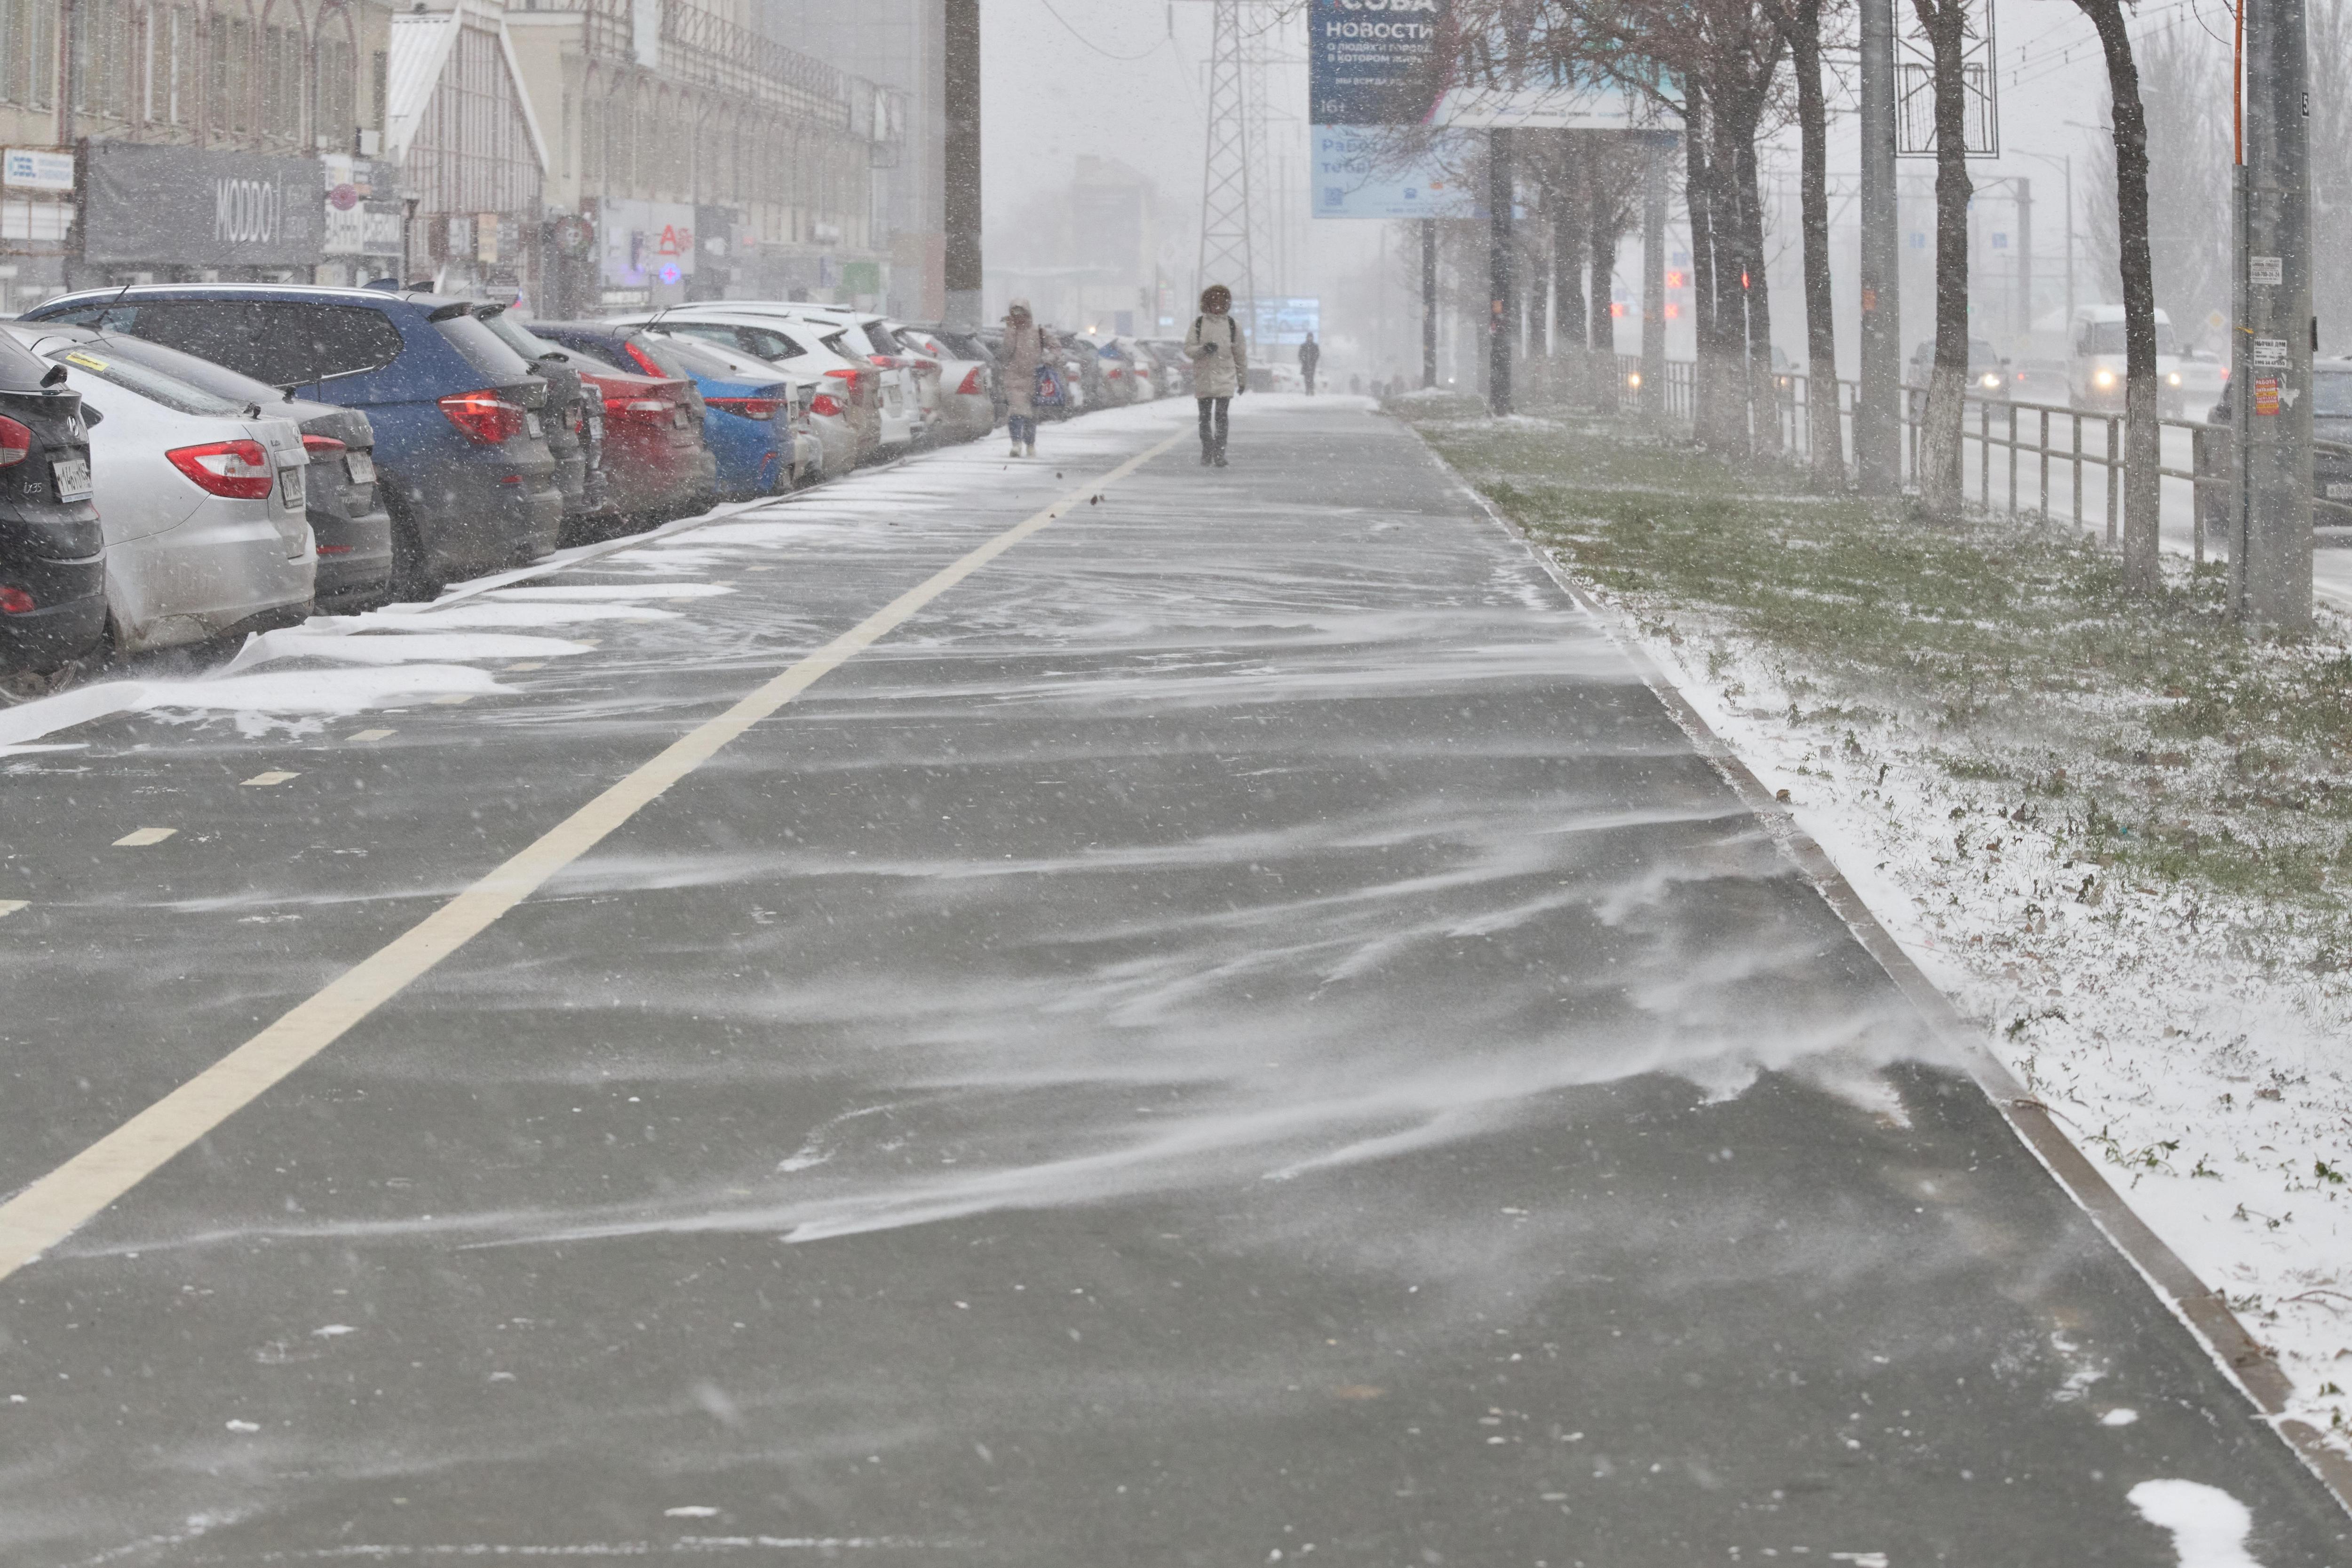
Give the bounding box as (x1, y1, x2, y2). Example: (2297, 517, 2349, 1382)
(598, 198, 695, 287)
(2, 149, 76, 192)
(1311, 126, 1482, 218)
(81, 143, 321, 266)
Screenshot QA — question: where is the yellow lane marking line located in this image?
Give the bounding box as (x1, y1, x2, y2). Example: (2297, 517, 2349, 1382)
(347, 729, 395, 743)
(240, 772, 300, 788)
(0, 429, 1184, 1285)
(0, 899, 26, 918)
(112, 828, 177, 847)
(430, 694, 473, 706)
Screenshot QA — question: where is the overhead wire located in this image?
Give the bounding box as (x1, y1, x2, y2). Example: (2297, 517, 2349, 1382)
(1035, 0, 1170, 62)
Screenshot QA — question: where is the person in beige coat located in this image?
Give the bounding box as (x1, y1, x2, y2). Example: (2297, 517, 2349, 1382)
(996, 299, 1051, 457)
(1184, 284, 1249, 467)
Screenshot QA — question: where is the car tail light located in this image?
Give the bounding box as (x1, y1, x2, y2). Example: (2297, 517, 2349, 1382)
(824, 366, 866, 406)
(0, 585, 33, 614)
(0, 415, 30, 467)
(956, 367, 983, 396)
(1108, 368, 1126, 380)
(317, 544, 353, 555)
(301, 433, 347, 460)
(438, 390, 528, 444)
(709, 396, 782, 421)
(166, 438, 275, 498)
(605, 395, 675, 426)
(810, 392, 844, 418)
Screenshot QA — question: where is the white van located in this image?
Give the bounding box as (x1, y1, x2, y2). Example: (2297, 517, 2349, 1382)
(2069, 304, 2186, 418)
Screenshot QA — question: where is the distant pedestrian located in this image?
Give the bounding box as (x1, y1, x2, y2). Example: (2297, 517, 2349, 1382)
(1298, 332, 1320, 396)
(996, 300, 1050, 458)
(1350, 372, 1362, 397)
(1185, 284, 1249, 468)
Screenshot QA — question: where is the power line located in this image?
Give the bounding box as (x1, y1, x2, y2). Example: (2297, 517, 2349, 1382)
(1035, 0, 1169, 62)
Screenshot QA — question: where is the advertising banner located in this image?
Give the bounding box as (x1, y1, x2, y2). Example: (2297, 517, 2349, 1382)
(1431, 64, 1645, 130)
(81, 143, 322, 266)
(1251, 296, 1320, 348)
(599, 198, 697, 288)
(1308, 0, 1451, 126)
(1311, 126, 1484, 219)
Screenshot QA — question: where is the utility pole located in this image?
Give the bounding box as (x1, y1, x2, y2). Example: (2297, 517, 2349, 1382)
(2235, 0, 2314, 632)
(1855, 0, 1900, 492)
(941, 0, 982, 330)
(1422, 217, 1437, 387)
(1641, 131, 1668, 418)
(2015, 176, 2032, 345)
(1487, 127, 1514, 414)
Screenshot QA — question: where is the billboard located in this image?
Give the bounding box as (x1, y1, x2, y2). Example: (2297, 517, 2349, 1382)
(1253, 296, 1320, 348)
(81, 143, 322, 267)
(1311, 126, 1484, 219)
(1308, 0, 1451, 126)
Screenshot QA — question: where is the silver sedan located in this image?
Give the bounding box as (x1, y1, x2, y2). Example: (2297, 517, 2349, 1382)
(12, 331, 314, 653)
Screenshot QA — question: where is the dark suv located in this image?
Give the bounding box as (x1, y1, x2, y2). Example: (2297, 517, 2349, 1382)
(0, 333, 102, 673)
(23, 285, 562, 590)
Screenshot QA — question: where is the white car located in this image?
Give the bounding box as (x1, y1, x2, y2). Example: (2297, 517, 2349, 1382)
(892, 323, 996, 442)
(607, 306, 883, 463)
(9, 329, 312, 653)
(2070, 304, 2185, 418)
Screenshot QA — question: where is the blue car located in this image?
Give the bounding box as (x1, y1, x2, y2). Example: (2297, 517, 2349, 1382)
(529, 324, 788, 499)
(23, 285, 564, 591)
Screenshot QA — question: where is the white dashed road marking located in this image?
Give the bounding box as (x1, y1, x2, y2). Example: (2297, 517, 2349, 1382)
(111, 828, 177, 848)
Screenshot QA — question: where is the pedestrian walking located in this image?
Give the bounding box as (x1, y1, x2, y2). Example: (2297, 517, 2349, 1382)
(1298, 331, 1321, 397)
(1184, 284, 1249, 467)
(1349, 372, 1362, 396)
(996, 300, 1051, 458)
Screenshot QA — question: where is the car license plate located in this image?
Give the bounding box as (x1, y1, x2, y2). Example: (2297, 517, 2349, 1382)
(278, 466, 306, 510)
(52, 455, 91, 501)
(344, 449, 375, 485)
(526, 412, 543, 437)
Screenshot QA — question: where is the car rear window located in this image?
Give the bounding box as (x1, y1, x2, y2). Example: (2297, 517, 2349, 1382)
(661, 339, 766, 381)
(2316, 373, 2352, 417)
(48, 344, 244, 417)
(76, 300, 404, 387)
(0, 329, 56, 391)
(477, 308, 568, 365)
(57, 331, 281, 408)
(433, 314, 534, 382)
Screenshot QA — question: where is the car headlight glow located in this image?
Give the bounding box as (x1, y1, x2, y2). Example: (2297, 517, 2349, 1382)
(2094, 368, 2117, 388)
(2167, 371, 2182, 386)
(1980, 372, 2000, 388)
(1626, 371, 1643, 388)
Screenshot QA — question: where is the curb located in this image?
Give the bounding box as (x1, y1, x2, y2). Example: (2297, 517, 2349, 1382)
(1406, 422, 2352, 1520)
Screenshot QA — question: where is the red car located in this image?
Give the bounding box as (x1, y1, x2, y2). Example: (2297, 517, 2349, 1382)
(568, 362, 706, 532)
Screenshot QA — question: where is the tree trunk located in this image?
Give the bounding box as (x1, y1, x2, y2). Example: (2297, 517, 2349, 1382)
(1737, 133, 1781, 453)
(1554, 210, 1581, 398)
(1915, 0, 1974, 514)
(1777, 0, 1845, 484)
(1590, 147, 1621, 412)
(2076, 0, 2161, 590)
(1684, 87, 1732, 446)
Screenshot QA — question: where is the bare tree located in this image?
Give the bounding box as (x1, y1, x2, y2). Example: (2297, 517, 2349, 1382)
(2308, 0, 2352, 352)
(1760, 0, 1845, 483)
(1911, 0, 1974, 514)
(2073, 0, 2161, 591)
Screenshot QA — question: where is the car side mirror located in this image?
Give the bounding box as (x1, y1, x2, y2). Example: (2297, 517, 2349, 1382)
(80, 404, 103, 426)
(40, 363, 66, 388)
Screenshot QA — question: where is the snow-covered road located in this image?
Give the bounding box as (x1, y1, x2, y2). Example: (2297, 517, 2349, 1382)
(0, 397, 2342, 1562)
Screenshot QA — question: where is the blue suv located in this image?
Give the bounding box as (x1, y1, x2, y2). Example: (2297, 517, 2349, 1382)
(23, 285, 562, 590)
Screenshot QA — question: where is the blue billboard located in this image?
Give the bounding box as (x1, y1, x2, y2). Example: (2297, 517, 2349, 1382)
(1311, 126, 1484, 220)
(1308, 0, 1452, 126)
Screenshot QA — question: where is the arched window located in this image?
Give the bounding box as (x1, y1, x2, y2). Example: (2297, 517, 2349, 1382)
(315, 8, 355, 150)
(259, 0, 301, 143)
(157, 1, 191, 123)
(209, 0, 256, 138)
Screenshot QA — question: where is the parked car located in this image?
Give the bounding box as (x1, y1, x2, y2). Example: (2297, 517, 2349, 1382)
(24, 285, 563, 593)
(1094, 339, 1143, 406)
(1105, 336, 1162, 402)
(2069, 305, 2185, 417)
(524, 326, 709, 532)
(0, 332, 104, 674)
(2204, 357, 2352, 537)
(471, 305, 607, 530)
(584, 310, 882, 466)
(643, 334, 801, 499)
(1139, 338, 1193, 397)
(2176, 347, 2230, 422)
(661, 304, 932, 450)
(895, 323, 997, 442)
(11, 322, 394, 615)
(638, 333, 826, 489)
(10, 328, 313, 653)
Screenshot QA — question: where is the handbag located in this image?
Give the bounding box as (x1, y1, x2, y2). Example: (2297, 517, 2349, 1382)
(1034, 360, 1065, 408)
